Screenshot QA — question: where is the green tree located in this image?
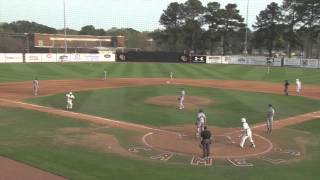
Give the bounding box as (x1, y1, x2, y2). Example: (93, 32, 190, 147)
(181, 0, 205, 51)
(282, 0, 304, 57)
(296, 0, 320, 58)
(159, 2, 184, 51)
(0, 21, 57, 34)
(79, 25, 97, 35)
(208, 3, 245, 55)
(253, 2, 284, 57)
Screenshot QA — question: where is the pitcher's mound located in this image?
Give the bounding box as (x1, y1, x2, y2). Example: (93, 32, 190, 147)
(145, 96, 213, 110)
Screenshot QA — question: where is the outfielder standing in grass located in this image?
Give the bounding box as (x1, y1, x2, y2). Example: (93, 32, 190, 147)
(32, 77, 39, 96)
(266, 104, 275, 134)
(170, 71, 174, 81)
(103, 69, 107, 80)
(284, 80, 290, 96)
(178, 88, 185, 110)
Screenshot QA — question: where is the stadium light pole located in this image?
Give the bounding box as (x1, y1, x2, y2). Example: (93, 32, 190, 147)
(24, 33, 30, 53)
(63, 0, 67, 54)
(244, 0, 249, 57)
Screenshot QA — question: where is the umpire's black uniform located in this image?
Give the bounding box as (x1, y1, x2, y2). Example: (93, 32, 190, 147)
(200, 126, 212, 158)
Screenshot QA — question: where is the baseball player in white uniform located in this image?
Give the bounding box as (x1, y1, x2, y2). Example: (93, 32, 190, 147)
(179, 88, 185, 110)
(170, 71, 174, 81)
(103, 69, 107, 80)
(32, 77, 39, 96)
(296, 79, 301, 95)
(240, 118, 256, 148)
(195, 109, 207, 137)
(266, 104, 275, 134)
(66, 92, 75, 110)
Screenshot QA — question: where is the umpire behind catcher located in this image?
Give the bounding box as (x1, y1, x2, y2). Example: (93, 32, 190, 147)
(200, 126, 212, 159)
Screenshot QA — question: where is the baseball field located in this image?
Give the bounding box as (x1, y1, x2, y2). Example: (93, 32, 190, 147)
(0, 62, 320, 180)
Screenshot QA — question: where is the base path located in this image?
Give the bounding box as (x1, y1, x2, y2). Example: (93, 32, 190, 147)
(0, 78, 319, 175)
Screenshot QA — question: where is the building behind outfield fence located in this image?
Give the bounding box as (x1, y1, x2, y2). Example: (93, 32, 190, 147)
(0, 33, 125, 53)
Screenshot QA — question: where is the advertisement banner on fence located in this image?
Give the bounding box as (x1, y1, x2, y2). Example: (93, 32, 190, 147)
(284, 58, 300, 66)
(25, 54, 42, 62)
(191, 55, 206, 63)
(41, 53, 58, 62)
(206, 56, 221, 64)
(0, 54, 5, 63)
(56, 54, 71, 62)
(101, 53, 116, 62)
(301, 59, 319, 68)
(4, 53, 23, 63)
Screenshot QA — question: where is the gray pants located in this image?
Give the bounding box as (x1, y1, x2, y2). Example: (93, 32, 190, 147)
(202, 139, 211, 158)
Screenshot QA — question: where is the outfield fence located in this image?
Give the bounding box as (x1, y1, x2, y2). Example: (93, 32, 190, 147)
(204, 55, 320, 69)
(0, 53, 319, 69)
(0, 53, 116, 63)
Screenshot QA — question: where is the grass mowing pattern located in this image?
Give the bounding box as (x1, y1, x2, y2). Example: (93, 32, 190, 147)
(1, 107, 320, 180)
(26, 85, 320, 127)
(0, 62, 320, 84)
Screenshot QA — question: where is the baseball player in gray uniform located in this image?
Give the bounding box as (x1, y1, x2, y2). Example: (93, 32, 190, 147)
(32, 77, 39, 96)
(266, 104, 275, 134)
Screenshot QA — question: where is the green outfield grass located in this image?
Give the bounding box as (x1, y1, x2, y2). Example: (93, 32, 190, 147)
(0, 62, 319, 84)
(0, 107, 320, 180)
(26, 85, 320, 127)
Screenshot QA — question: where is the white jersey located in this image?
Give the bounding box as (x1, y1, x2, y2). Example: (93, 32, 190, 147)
(242, 122, 252, 134)
(296, 80, 301, 90)
(66, 93, 75, 103)
(180, 90, 185, 99)
(197, 112, 206, 125)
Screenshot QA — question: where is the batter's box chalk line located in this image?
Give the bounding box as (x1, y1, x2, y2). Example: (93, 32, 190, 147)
(257, 156, 286, 164)
(228, 158, 254, 167)
(128, 146, 151, 153)
(190, 156, 213, 166)
(150, 152, 174, 161)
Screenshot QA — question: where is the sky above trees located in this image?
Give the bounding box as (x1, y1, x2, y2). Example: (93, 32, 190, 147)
(0, 0, 282, 31)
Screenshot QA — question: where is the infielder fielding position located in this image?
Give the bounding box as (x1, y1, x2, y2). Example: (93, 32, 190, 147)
(66, 92, 75, 110)
(240, 118, 256, 148)
(32, 77, 39, 96)
(266, 104, 275, 134)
